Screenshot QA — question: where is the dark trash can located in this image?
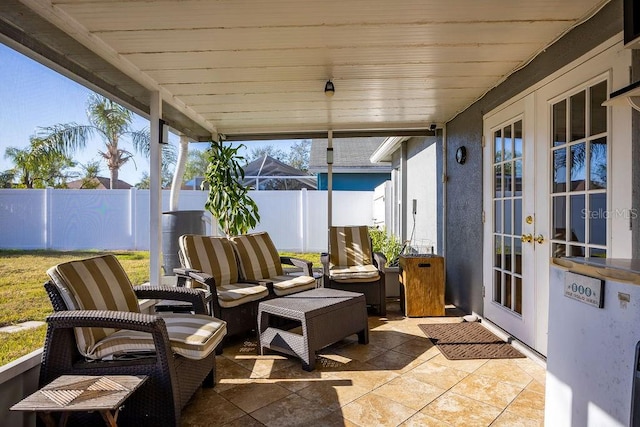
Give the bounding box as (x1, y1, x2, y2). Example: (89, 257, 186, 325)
(162, 210, 207, 275)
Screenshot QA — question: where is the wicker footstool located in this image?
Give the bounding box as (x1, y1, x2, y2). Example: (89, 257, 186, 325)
(257, 288, 369, 371)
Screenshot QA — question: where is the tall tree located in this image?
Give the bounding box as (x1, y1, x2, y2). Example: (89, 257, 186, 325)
(37, 93, 174, 189)
(4, 137, 76, 188)
(247, 144, 286, 163)
(182, 149, 209, 182)
(287, 140, 311, 171)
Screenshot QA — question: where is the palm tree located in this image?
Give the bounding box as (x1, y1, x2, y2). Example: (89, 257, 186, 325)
(37, 93, 174, 189)
(4, 137, 76, 188)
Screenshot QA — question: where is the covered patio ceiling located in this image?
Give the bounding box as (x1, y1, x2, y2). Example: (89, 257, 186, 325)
(0, 0, 609, 142)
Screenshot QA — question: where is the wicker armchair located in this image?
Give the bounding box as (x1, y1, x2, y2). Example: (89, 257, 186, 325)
(321, 226, 387, 315)
(41, 254, 227, 427)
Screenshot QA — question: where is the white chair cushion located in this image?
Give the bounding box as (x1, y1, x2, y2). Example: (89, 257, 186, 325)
(329, 264, 380, 282)
(269, 274, 316, 296)
(89, 314, 227, 361)
(217, 282, 269, 308)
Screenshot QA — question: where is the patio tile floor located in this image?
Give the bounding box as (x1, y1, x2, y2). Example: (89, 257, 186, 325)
(181, 302, 546, 427)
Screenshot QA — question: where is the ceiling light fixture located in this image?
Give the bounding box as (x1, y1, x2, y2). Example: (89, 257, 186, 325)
(324, 80, 335, 97)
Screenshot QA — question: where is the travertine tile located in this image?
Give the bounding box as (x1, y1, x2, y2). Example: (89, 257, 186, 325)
(367, 329, 415, 349)
(331, 340, 387, 362)
(492, 410, 544, 427)
(421, 391, 502, 426)
(324, 360, 399, 390)
(473, 359, 534, 387)
(261, 363, 327, 392)
(250, 393, 333, 427)
(231, 353, 298, 377)
(212, 414, 266, 427)
(506, 388, 545, 421)
(450, 373, 523, 408)
(373, 376, 446, 410)
(181, 390, 245, 426)
(428, 353, 489, 373)
(401, 411, 454, 427)
(214, 356, 257, 392)
(366, 348, 426, 373)
(218, 381, 292, 413)
(296, 380, 370, 411)
(341, 392, 417, 427)
(407, 360, 469, 390)
(391, 336, 440, 360)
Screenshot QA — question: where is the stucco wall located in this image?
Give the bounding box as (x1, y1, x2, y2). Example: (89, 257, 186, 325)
(445, 0, 623, 315)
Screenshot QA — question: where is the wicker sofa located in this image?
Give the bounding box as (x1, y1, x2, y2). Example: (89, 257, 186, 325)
(175, 232, 316, 343)
(41, 254, 227, 427)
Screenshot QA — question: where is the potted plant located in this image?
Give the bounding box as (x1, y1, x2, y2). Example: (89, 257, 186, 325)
(369, 227, 403, 298)
(203, 141, 260, 236)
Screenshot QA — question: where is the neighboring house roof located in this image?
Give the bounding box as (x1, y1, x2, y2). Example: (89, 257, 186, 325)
(308, 138, 391, 173)
(242, 155, 316, 189)
(66, 176, 132, 189)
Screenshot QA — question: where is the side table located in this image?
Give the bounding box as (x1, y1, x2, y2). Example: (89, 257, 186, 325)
(11, 375, 147, 427)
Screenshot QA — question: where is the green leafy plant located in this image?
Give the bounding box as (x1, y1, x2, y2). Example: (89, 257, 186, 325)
(369, 227, 402, 266)
(203, 141, 260, 236)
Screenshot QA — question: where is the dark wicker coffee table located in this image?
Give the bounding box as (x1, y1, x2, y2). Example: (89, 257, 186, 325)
(258, 288, 369, 371)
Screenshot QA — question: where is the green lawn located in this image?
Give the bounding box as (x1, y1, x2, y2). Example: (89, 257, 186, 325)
(0, 250, 320, 366)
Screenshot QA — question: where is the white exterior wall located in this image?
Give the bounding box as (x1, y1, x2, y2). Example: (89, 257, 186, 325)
(404, 138, 439, 253)
(0, 189, 374, 253)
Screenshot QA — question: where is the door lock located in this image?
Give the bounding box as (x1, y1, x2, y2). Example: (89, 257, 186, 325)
(521, 233, 533, 243)
(535, 234, 545, 244)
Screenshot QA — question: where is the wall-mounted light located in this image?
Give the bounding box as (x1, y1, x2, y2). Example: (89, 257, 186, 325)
(324, 80, 335, 97)
(158, 119, 169, 145)
(326, 147, 334, 164)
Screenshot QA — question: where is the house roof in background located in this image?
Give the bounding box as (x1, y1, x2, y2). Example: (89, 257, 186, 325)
(309, 138, 391, 173)
(66, 176, 132, 189)
(242, 155, 316, 189)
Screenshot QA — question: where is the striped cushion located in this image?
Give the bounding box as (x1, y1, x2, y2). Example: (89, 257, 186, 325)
(47, 254, 141, 357)
(269, 274, 317, 296)
(231, 232, 283, 280)
(179, 234, 268, 307)
(329, 264, 380, 282)
(179, 235, 239, 286)
(217, 282, 270, 308)
(329, 226, 373, 267)
(91, 314, 227, 360)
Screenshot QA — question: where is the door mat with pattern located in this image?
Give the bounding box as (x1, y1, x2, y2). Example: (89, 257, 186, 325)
(418, 322, 525, 360)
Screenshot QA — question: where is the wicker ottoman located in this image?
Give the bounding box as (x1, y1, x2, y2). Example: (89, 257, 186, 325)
(257, 288, 369, 371)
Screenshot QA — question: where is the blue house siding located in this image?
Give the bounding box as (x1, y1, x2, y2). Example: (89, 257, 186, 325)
(317, 173, 390, 191)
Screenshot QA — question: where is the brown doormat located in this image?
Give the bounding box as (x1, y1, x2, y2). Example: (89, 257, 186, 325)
(418, 322, 525, 360)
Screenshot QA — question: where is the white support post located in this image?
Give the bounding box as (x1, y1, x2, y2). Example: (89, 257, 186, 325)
(149, 91, 162, 284)
(170, 134, 189, 211)
(327, 130, 333, 244)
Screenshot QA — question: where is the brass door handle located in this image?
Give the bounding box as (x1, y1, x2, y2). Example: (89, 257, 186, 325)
(535, 234, 545, 244)
(521, 234, 533, 243)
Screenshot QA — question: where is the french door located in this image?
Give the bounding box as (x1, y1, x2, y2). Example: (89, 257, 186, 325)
(483, 94, 540, 350)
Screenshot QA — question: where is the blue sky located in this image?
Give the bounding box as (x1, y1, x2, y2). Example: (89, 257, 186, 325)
(0, 43, 295, 185)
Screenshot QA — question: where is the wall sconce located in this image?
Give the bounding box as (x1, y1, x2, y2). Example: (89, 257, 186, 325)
(158, 119, 168, 145)
(326, 147, 334, 164)
(324, 80, 335, 97)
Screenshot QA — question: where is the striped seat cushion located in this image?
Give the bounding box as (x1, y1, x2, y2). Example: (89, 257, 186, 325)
(47, 254, 142, 357)
(269, 274, 317, 296)
(231, 232, 283, 280)
(329, 226, 373, 267)
(91, 314, 227, 360)
(329, 264, 380, 282)
(179, 235, 240, 286)
(179, 234, 269, 307)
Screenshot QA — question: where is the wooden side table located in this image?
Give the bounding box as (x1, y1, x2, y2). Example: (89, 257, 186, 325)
(399, 255, 445, 316)
(11, 375, 147, 427)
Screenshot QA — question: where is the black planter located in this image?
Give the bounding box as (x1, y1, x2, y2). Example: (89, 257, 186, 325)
(162, 210, 207, 275)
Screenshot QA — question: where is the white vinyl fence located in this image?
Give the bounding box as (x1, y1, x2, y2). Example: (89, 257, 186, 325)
(0, 188, 374, 253)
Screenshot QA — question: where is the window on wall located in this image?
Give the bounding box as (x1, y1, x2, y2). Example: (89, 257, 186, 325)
(551, 80, 608, 258)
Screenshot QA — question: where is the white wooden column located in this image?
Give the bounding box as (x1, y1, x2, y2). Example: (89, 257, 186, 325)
(327, 130, 333, 242)
(149, 91, 162, 284)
